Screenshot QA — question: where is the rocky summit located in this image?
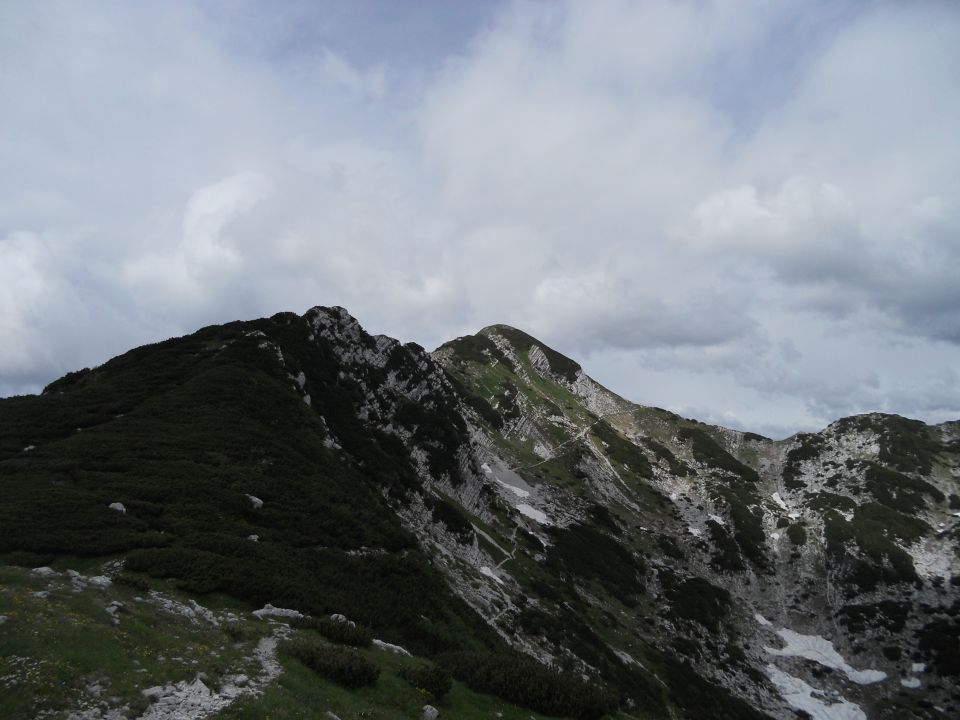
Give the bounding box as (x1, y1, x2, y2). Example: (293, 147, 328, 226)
(1, 306, 957, 720)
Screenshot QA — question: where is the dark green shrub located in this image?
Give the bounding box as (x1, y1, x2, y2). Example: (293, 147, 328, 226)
(786, 524, 807, 546)
(663, 574, 731, 631)
(437, 651, 616, 720)
(115, 572, 150, 591)
(285, 638, 379, 688)
(707, 520, 744, 573)
(487, 326, 582, 381)
(398, 662, 452, 700)
(640, 437, 690, 476)
(424, 494, 474, 541)
(677, 427, 758, 482)
(918, 616, 960, 676)
(293, 616, 373, 648)
(863, 462, 943, 513)
(546, 523, 645, 602)
(592, 421, 652, 479)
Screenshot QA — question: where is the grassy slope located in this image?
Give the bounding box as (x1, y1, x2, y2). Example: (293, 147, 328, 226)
(0, 565, 594, 720)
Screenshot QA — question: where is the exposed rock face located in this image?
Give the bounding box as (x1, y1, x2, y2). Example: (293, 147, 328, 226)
(3, 305, 957, 719)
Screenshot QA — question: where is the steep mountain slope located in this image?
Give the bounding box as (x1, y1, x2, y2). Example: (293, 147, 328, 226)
(435, 324, 960, 720)
(1, 307, 958, 720)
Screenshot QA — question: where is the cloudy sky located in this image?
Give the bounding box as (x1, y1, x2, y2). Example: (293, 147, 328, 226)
(2, 0, 959, 438)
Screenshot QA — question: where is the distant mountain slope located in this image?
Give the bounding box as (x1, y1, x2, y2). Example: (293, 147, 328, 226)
(1, 306, 958, 720)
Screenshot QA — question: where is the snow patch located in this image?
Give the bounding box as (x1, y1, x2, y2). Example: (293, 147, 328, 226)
(765, 664, 865, 720)
(900, 677, 921, 689)
(495, 478, 530, 499)
(479, 566, 505, 586)
(772, 492, 789, 511)
(766, 629, 886, 684)
(517, 504, 550, 524)
(246, 495, 263, 510)
(108, 502, 126, 514)
(707, 514, 725, 526)
(688, 526, 703, 538)
(755, 613, 772, 627)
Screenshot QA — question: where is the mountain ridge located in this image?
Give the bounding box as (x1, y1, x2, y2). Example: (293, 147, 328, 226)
(1, 305, 958, 720)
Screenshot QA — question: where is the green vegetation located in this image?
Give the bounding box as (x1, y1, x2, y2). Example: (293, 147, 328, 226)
(545, 523, 646, 604)
(482, 325, 583, 382)
(838, 601, 909, 633)
(862, 461, 944, 514)
(677, 427, 758, 483)
(642, 648, 770, 720)
(438, 651, 617, 720)
(293, 616, 373, 648)
(714, 486, 767, 569)
(219, 642, 585, 720)
(424, 493, 475, 542)
(0, 565, 252, 720)
(786, 523, 807, 546)
(640, 436, 690, 476)
(823, 504, 924, 589)
(592, 420, 653, 479)
(7, 307, 954, 720)
(0, 314, 500, 657)
(285, 637, 380, 688)
(918, 615, 960, 676)
(397, 662, 453, 701)
(438, 333, 516, 373)
(807, 492, 857, 513)
(874, 415, 942, 474)
(781, 433, 826, 490)
(661, 571, 731, 631)
(706, 520, 744, 573)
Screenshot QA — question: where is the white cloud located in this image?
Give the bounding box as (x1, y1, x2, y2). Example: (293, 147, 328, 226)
(1, 0, 958, 435)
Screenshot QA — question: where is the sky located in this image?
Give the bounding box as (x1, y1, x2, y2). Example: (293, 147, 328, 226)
(2, 0, 959, 438)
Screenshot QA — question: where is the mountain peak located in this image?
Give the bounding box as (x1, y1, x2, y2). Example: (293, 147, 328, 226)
(438, 323, 583, 384)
